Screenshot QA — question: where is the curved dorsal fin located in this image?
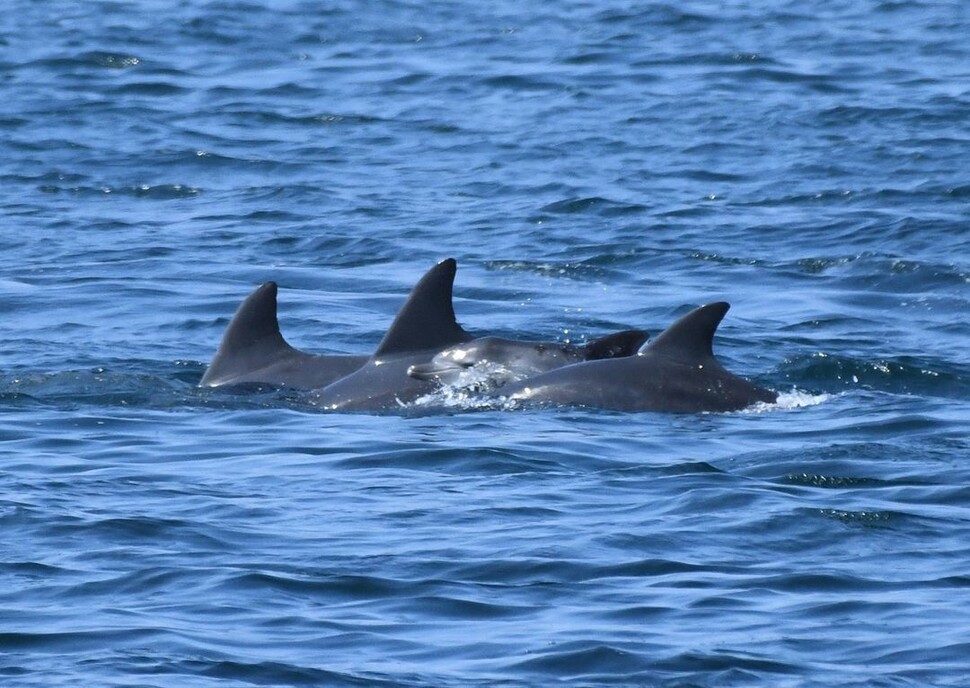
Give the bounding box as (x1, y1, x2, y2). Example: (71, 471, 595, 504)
(201, 282, 294, 385)
(373, 258, 472, 357)
(640, 302, 730, 362)
(224, 282, 284, 345)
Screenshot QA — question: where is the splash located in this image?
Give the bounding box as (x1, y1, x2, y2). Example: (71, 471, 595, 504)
(747, 389, 832, 413)
(411, 362, 522, 411)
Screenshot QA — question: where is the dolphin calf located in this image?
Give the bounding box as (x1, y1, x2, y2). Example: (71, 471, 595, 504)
(200, 281, 368, 389)
(498, 302, 777, 413)
(407, 330, 649, 391)
(313, 258, 474, 411)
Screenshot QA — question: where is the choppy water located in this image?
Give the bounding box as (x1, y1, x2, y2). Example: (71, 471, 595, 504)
(2, 1, 969, 686)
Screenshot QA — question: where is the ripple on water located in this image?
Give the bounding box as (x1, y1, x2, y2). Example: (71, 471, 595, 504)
(2, 0, 969, 686)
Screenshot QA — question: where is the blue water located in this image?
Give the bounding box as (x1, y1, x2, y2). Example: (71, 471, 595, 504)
(2, 1, 969, 685)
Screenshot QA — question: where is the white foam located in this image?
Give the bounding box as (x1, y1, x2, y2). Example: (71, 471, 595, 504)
(412, 378, 832, 415)
(746, 389, 832, 413)
(411, 362, 517, 411)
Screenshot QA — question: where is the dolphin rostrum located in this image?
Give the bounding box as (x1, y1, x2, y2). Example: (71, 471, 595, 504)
(200, 281, 368, 389)
(497, 302, 777, 413)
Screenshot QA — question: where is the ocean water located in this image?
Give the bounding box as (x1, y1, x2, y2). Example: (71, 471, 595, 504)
(2, 1, 969, 685)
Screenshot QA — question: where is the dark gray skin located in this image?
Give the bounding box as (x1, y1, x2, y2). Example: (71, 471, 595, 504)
(498, 302, 777, 413)
(313, 258, 474, 411)
(200, 281, 368, 389)
(407, 330, 649, 390)
(201, 259, 645, 410)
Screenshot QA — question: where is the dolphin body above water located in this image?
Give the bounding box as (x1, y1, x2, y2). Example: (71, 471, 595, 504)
(407, 330, 650, 391)
(497, 302, 777, 413)
(201, 262, 776, 415)
(312, 258, 474, 411)
(201, 259, 643, 404)
(202, 259, 472, 395)
(200, 281, 368, 389)
(310, 261, 649, 411)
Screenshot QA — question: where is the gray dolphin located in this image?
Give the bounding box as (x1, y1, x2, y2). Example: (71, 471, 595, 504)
(498, 302, 777, 413)
(406, 330, 649, 391)
(200, 281, 368, 389)
(313, 258, 474, 411)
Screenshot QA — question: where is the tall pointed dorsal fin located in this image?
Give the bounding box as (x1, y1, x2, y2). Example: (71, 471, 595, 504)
(201, 282, 294, 385)
(640, 302, 730, 362)
(219, 282, 285, 347)
(373, 258, 472, 357)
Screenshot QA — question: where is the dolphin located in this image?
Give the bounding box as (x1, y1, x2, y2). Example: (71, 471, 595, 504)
(406, 330, 650, 391)
(313, 258, 474, 411)
(200, 281, 368, 389)
(497, 302, 777, 413)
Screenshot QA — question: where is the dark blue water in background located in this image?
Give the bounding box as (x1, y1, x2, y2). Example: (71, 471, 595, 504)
(2, 1, 969, 685)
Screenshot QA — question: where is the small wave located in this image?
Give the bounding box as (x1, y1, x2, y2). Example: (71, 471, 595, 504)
(85, 51, 141, 69)
(748, 389, 832, 413)
(536, 196, 648, 217)
(483, 259, 614, 281)
(159, 658, 375, 687)
(818, 508, 907, 527)
(512, 642, 652, 678)
(108, 81, 186, 96)
(38, 183, 201, 199)
(480, 74, 561, 91)
(779, 352, 970, 399)
(784, 473, 887, 489)
(21, 52, 141, 73)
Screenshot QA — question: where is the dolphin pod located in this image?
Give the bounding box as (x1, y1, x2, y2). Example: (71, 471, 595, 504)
(201, 259, 777, 413)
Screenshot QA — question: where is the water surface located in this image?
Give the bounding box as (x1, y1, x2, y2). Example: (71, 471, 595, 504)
(2, 1, 969, 686)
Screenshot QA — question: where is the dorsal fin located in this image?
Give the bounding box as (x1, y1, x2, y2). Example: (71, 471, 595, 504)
(201, 282, 295, 385)
(224, 282, 284, 345)
(582, 329, 650, 360)
(640, 302, 730, 362)
(373, 258, 472, 357)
